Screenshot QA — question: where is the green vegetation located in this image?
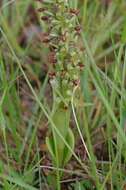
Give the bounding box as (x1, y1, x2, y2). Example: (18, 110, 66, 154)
(0, 0, 126, 189)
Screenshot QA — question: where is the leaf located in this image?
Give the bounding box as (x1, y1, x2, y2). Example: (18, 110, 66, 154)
(0, 174, 37, 190)
(52, 105, 71, 166)
(46, 103, 75, 167)
(121, 20, 126, 43)
(63, 128, 75, 166)
(46, 136, 56, 161)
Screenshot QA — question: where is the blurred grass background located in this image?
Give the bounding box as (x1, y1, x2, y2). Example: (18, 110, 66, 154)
(0, 0, 126, 189)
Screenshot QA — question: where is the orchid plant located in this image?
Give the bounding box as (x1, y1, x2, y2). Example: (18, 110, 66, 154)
(37, 0, 83, 188)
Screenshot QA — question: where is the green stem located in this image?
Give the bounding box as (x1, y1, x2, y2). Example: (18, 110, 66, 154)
(56, 168, 61, 190)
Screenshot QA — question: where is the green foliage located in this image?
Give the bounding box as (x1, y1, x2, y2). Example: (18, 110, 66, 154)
(46, 107, 74, 167)
(121, 19, 126, 43)
(71, 180, 95, 190)
(46, 102, 75, 189)
(1, 0, 126, 189)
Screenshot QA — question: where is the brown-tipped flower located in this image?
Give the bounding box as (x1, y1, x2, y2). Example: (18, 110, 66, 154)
(42, 38, 50, 43)
(70, 8, 80, 16)
(37, 7, 47, 12)
(48, 52, 57, 64)
(41, 16, 49, 21)
(75, 25, 82, 35)
(78, 63, 84, 71)
(75, 25, 81, 32)
(49, 72, 56, 79)
(73, 79, 80, 86)
(41, 32, 50, 43)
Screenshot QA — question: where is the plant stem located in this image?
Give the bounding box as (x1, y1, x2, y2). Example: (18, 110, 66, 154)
(56, 168, 61, 190)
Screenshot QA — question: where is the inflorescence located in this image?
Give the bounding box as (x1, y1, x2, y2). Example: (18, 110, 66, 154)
(37, 0, 83, 104)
